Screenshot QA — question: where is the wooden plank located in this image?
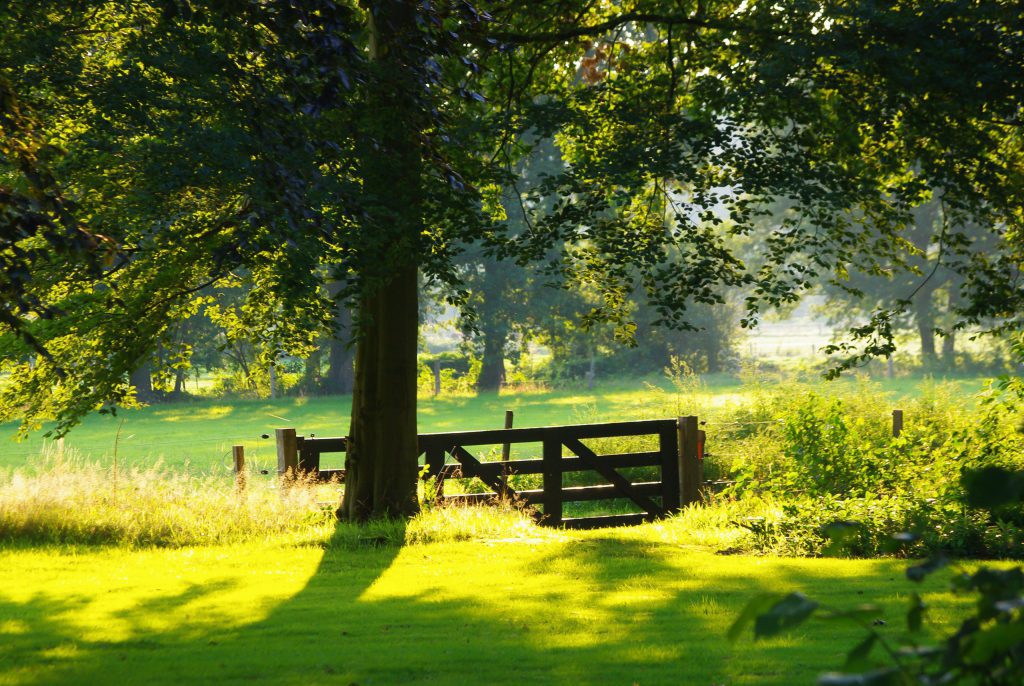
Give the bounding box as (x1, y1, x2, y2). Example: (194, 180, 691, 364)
(679, 416, 701, 506)
(417, 419, 675, 450)
(562, 437, 665, 516)
(500, 410, 513, 495)
(542, 437, 562, 526)
(659, 424, 681, 514)
(297, 436, 320, 474)
(437, 451, 663, 479)
(304, 437, 348, 453)
(892, 409, 903, 438)
(275, 428, 298, 478)
(560, 513, 656, 530)
(439, 481, 664, 507)
(232, 445, 246, 492)
(449, 445, 519, 500)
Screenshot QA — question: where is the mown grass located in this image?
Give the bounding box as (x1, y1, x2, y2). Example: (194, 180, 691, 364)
(0, 520, 974, 686)
(0, 445, 1002, 685)
(0, 372, 1006, 683)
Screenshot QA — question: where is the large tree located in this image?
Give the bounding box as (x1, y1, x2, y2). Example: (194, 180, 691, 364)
(1, 1, 1021, 519)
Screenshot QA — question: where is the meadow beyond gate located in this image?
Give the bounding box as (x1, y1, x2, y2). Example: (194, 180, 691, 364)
(274, 417, 703, 529)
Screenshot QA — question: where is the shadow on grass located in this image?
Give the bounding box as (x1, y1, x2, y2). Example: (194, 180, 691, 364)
(0, 524, 927, 686)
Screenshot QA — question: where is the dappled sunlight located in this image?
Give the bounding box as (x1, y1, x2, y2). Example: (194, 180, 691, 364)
(0, 526, 987, 685)
(153, 405, 236, 422)
(0, 545, 325, 641)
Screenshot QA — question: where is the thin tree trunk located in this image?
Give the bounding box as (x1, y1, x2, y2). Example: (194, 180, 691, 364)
(941, 329, 955, 362)
(475, 258, 510, 393)
(914, 290, 937, 361)
(941, 283, 961, 367)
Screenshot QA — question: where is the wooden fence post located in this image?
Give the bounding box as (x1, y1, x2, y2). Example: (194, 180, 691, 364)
(892, 409, 904, 438)
(697, 428, 706, 496)
(500, 410, 513, 495)
(233, 444, 246, 492)
(679, 416, 701, 506)
(542, 435, 563, 527)
(660, 423, 681, 514)
(276, 428, 298, 479)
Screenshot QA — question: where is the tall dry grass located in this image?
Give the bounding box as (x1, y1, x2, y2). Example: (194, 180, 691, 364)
(0, 449, 338, 547)
(0, 449, 549, 549)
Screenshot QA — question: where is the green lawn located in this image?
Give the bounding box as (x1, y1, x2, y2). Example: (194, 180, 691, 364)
(0, 373, 994, 472)
(0, 526, 968, 686)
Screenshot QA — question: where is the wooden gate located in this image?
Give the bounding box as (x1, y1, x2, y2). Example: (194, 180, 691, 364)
(275, 417, 702, 529)
(420, 418, 699, 529)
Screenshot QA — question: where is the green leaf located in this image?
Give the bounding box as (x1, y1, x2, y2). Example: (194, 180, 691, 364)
(819, 605, 883, 622)
(753, 592, 819, 639)
(906, 555, 948, 583)
(821, 520, 864, 557)
(965, 618, 1024, 664)
(907, 593, 925, 632)
(817, 668, 901, 685)
(961, 467, 1024, 509)
(843, 633, 877, 670)
(728, 593, 785, 642)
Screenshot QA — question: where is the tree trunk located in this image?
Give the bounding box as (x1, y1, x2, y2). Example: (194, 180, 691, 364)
(172, 367, 186, 395)
(341, 267, 420, 519)
(477, 326, 507, 392)
(301, 345, 323, 394)
(941, 328, 955, 363)
(941, 283, 961, 368)
(475, 258, 511, 393)
(338, 1, 423, 521)
(324, 305, 354, 395)
(914, 290, 937, 362)
(130, 363, 153, 401)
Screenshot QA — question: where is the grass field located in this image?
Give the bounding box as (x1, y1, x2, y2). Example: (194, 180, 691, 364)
(0, 373, 995, 472)
(0, 372, 1007, 684)
(0, 524, 970, 686)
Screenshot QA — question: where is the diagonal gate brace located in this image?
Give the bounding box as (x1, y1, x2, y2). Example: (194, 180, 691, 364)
(562, 437, 665, 516)
(449, 445, 520, 500)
